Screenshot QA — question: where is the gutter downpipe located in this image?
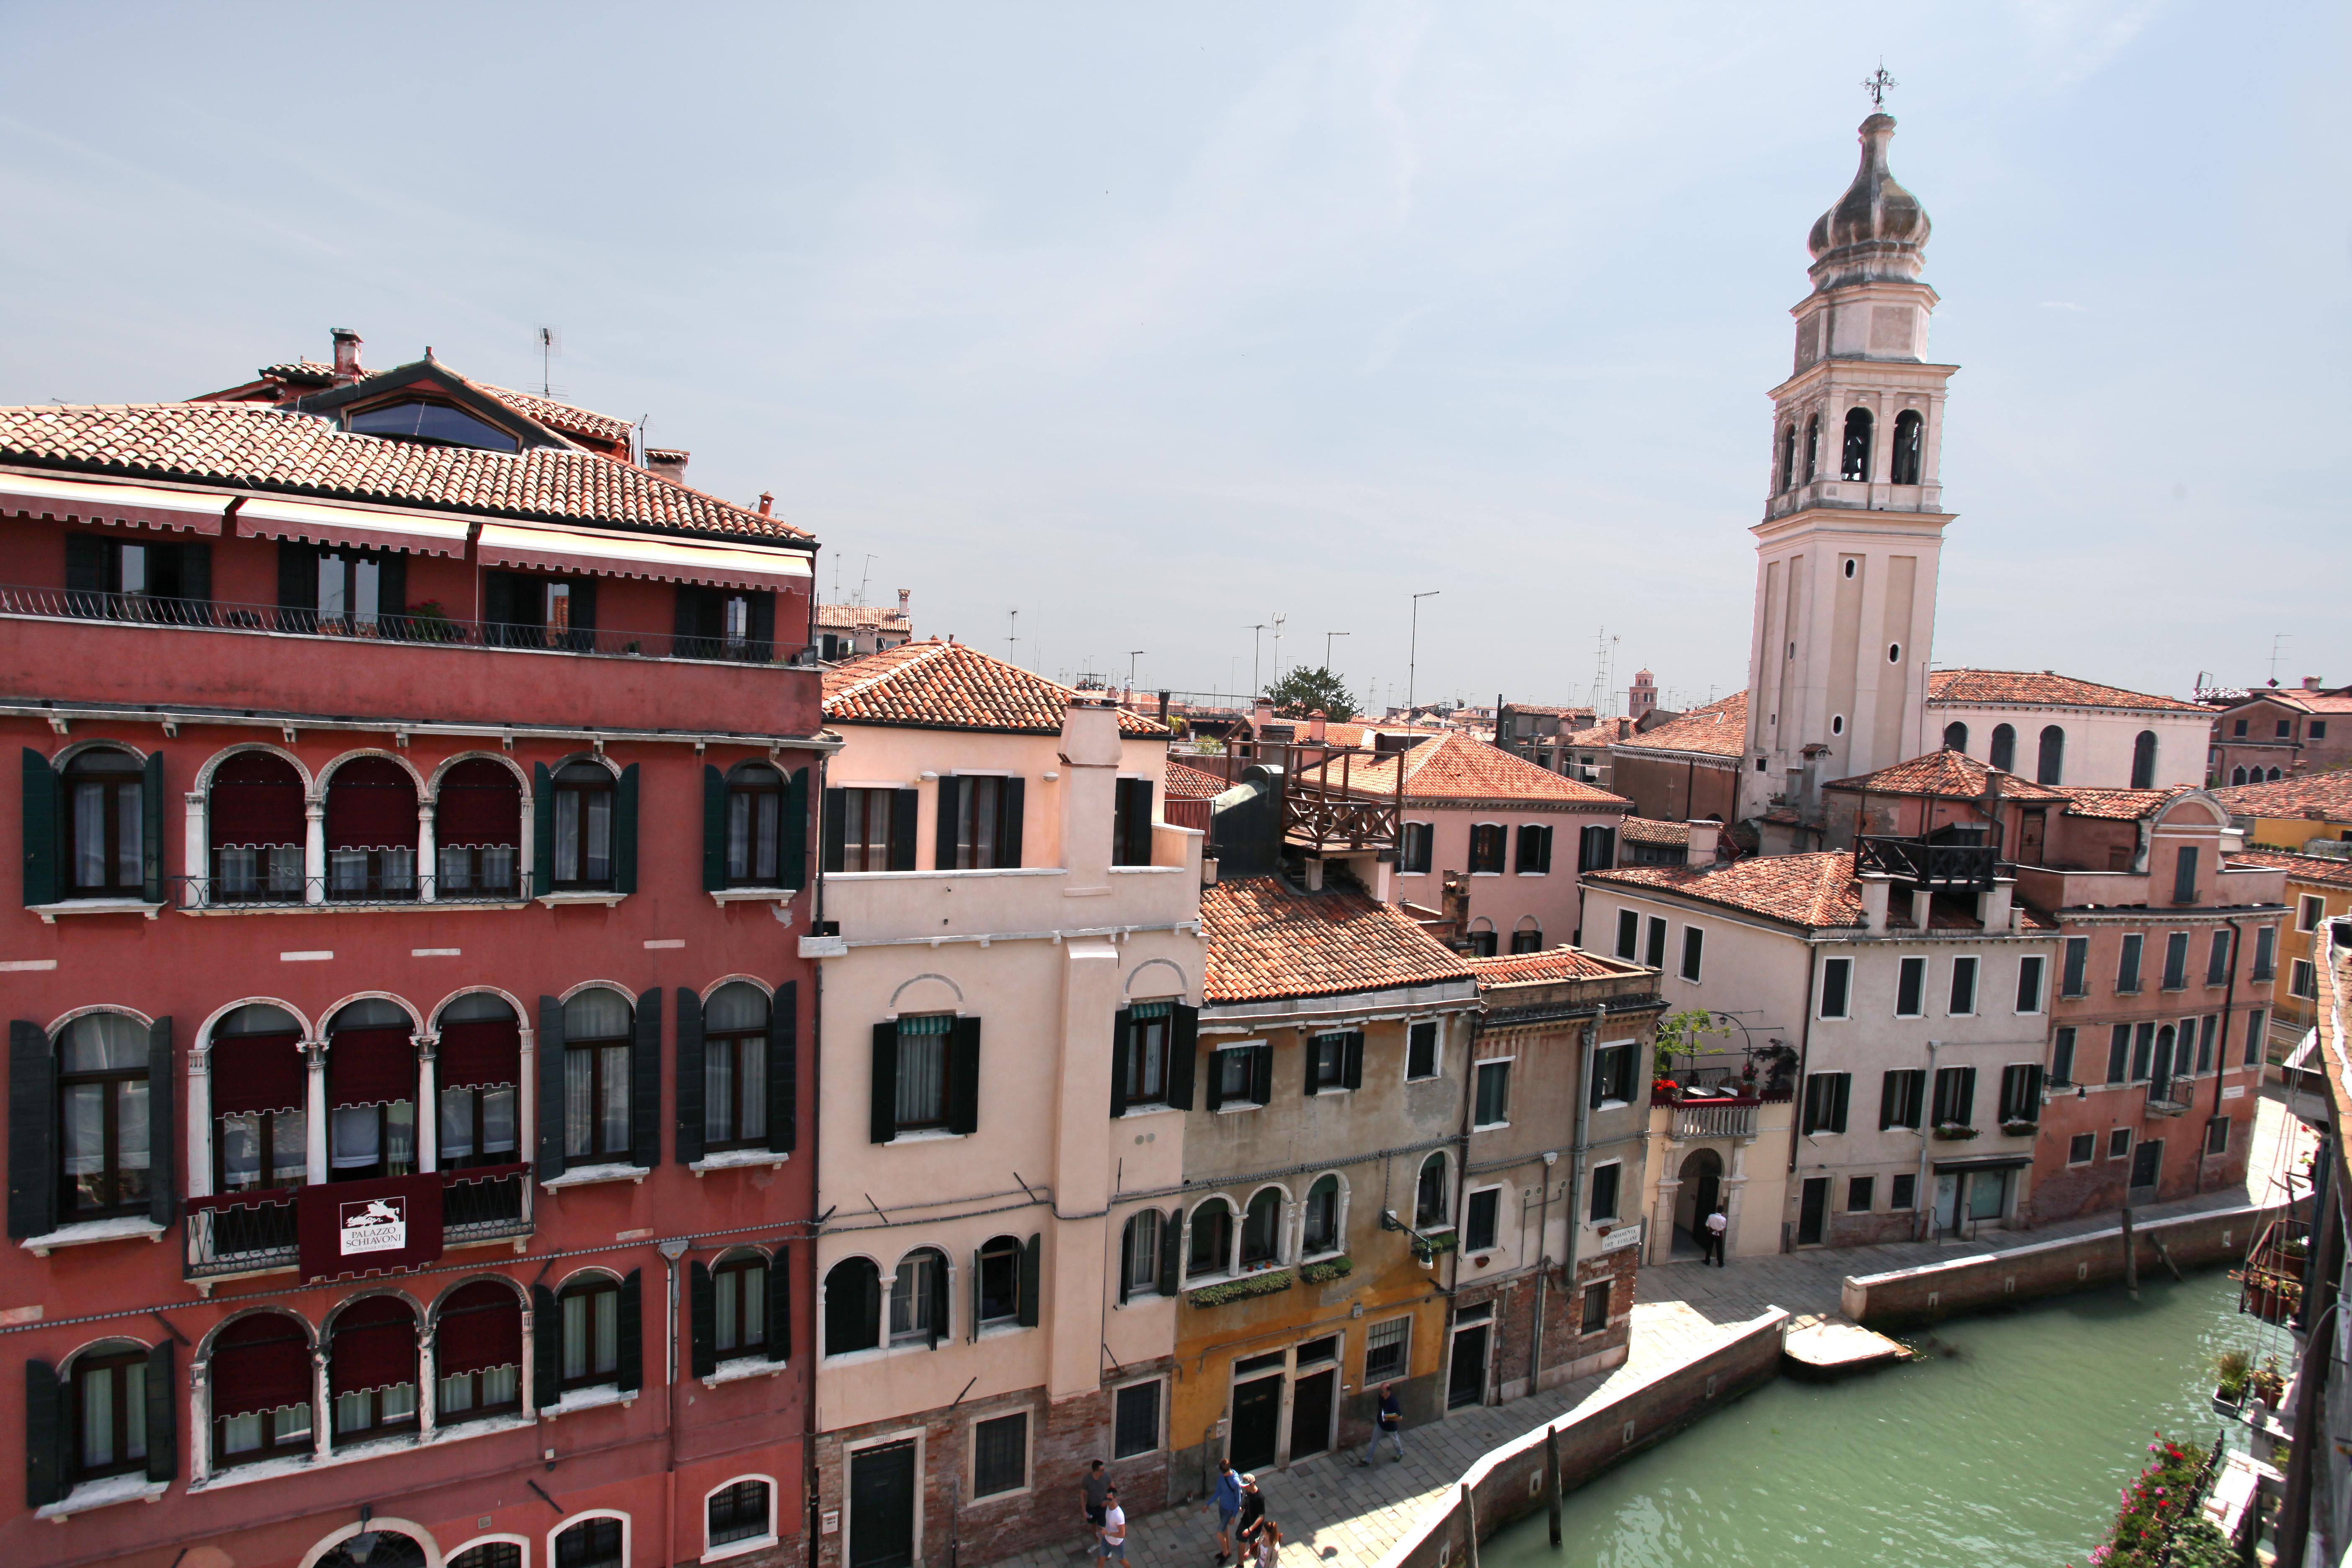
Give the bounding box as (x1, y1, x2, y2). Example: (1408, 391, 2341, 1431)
(1912, 1039, 1939, 1243)
(2201, 918, 2244, 1196)
(659, 1235, 690, 1568)
(806, 747, 829, 1568)
(1563, 1005, 1602, 1313)
(1782, 951, 1819, 1253)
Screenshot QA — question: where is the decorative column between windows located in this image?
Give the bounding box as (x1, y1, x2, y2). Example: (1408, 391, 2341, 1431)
(415, 1033, 440, 1174)
(417, 801, 437, 903)
(183, 789, 208, 908)
(189, 1354, 212, 1486)
(415, 1321, 438, 1440)
(310, 1344, 331, 1462)
(303, 1041, 329, 1185)
(303, 801, 327, 905)
(517, 1301, 536, 1415)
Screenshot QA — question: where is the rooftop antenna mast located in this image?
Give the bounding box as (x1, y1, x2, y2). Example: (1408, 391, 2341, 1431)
(536, 326, 560, 397)
(1271, 612, 1287, 688)
(1007, 608, 1019, 664)
(1585, 628, 1619, 716)
(854, 554, 876, 607)
(2270, 632, 2293, 686)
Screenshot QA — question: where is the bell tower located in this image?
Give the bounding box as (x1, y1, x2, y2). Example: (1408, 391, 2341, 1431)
(1740, 112, 1958, 832)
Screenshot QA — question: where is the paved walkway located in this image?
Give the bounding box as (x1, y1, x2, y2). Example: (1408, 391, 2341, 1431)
(996, 1088, 2315, 1568)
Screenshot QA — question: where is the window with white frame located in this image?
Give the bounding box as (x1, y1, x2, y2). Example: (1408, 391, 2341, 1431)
(1473, 1059, 1511, 1127)
(707, 1478, 774, 1550)
(2014, 954, 2045, 1015)
(1363, 1316, 1410, 1382)
(1948, 955, 1978, 1016)
(1679, 926, 1705, 983)
(1587, 1161, 1622, 1223)
(1464, 1186, 1502, 1251)
(1818, 957, 1852, 1019)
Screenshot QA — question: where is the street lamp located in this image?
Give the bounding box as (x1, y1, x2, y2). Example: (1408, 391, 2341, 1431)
(1407, 592, 1439, 716)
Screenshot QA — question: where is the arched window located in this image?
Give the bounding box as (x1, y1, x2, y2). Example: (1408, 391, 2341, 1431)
(327, 999, 416, 1183)
(1802, 414, 1821, 482)
(2267, 767, 2282, 782)
(61, 1338, 157, 1485)
(1890, 409, 1924, 485)
(61, 747, 147, 895)
(1466, 918, 1498, 959)
(2131, 730, 2158, 790)
(725, 763, 785, 887)
(702, 982, 771, 1153)
(889, 1247, 949, 1346)
(328, 1295, 419, 1447)
(450, 1545, 522, 1568)
(325, 757, 418, 900)
(549, 761, 616, 890)
(435, 758, 520, 897)
(557, 1271, 623, 1390)
(435, 1280, 523, 1424)
(212, 1003, 306, 1193)
(977, 1234, 1027, 1327)
(1942, 722, 1968, 753)
(208, 1311, 313, 1467)
(1989, 724, 2017, 773)
(1776, 423, 1795, 493)
(317, 1533, 429, 1568)
(1120, 1208, 1169, 1302)
(437, 993, 520, 1171)
(1510, 916, 1543, 955)
(1302, 1175, 1342, 1256)
(1415, 1154, 1449, 1228)
(1239, 1187, 1283, 1267)
(56, 1012, 153, 1221)
(1187, 1201, 1233, 1278)
(2231, 766, 2248, 785)
(708, 1248, 771, 1361)
(823, 1258, 882, 1356)
(562, 989, 634, 1163)
(2036, 726, 2066, 787)
(709, 1478, 774, 1550)
(209, 750, 304, 901)
(554, 1516, 626, 1568)
(1840, 407, 1873, 482)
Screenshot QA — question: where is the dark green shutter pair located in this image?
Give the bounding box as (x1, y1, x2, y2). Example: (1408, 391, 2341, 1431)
(534, 990, 661, 1181)
(20, 749, 165, 906)
(528, 1272, 643, 1407)
(676, 983, 797, 1163)
(24, 1343, 176, 1506)
(1515, 824, 1554, 874)
(820, 787, 920, 873)
(1116, 1212, 1183, 1304)
(8, 1017, 174, 1239)
(1300, 1032, 1366, 1096)
(704, 765, 812, 891)
(1202, 1037, 1270, 1113)
(1110, 1004, 1201, 1118)
(531, 761, 640, 896)
(933, 776, 1025, 870)
(687, 1249, 794, 1378)
(870, 1016, 981, 1143)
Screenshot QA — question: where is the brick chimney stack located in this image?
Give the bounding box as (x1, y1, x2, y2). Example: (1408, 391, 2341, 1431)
(899, 589, 911, 614)
(331, 328, 363, 382)
(646, 449, 690, 484)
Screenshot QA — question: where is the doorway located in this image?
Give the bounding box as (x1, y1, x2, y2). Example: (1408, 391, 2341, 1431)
(1448, 1309, 1491, 1410)
(1797, 1177, 1829, 1246)
(2018, 811, 2045, 865)
(1967, 1168, 2011, 1226)
(1289, 1367, 1335, 1460)
(1229, 1375, 1282, 1471)
(849, 1440, 918, 1568)
(1674, 1148, 1724, 1251)
(318, 1533, 429, 1568)
(1933, 1174, 1958, 1238)
(2130, 1138, 2164, 1200)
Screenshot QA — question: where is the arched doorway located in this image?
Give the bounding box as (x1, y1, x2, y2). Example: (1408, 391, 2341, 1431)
(315, 1529, 431, 1568)
(1674, 1148, 1724, 1255)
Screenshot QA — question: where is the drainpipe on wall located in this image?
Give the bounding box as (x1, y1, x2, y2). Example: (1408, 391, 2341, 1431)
(1527, 1149, 1557, 1397)
(1782, 953, 1820, 1253)
(1912, 1039, 1939, 1243)
(806, 750, 829, 1568)
(659, 1235, 690, 1568)
(1564, 1006, 1602, 1300)
(2201, 918, 2245, 1196)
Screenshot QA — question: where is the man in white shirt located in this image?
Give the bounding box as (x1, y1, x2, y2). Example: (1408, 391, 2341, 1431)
(1096, 1485, 1130, 1568)
(1703, 1205, 1729, 1266)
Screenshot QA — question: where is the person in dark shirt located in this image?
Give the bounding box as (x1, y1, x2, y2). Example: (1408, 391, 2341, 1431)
(1082, 1459, 1112, 1527)
(1235, 1472, 1267, 1558)
(1358, 1383, 1405, 1465)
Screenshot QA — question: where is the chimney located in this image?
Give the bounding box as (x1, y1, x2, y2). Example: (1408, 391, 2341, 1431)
(1057, 697, 1121, 891)
(331, 328, 363, 381)
(1684, 820, 1720, 868)
(1309, 710, 1328, 743)
(1976, 877, 2014, 934)
(1253, 697, 1274, 727)
(1909, 887, 1934, 932)
(1442, 870, 1470, 936)
(757, 492, 774, 516)
(898, 589, 911, 615)
(1859, 871, 1891, 934)
(2304, 676, 2324, 691)
(1158, 690, 1171, 727)
(1302, 857, 1324, 892)
(646, 449, 690, 484)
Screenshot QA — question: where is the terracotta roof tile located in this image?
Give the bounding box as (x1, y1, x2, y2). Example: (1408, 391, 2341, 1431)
(1618, 818, 1690, 846)
(1824, 748, 2068, 801)
(815, 602, 914, 633)
(1612, 692, 1748, 759)
(473, 383, 637, 448)
(1466, 947, 1643, 985)
(1164, 761, 1228, 800)
(822, 639, 1168, 735)
(0, 402, 809, 543)
(1588, 852, 1863, 929)
(1927, 668, 2205, 713)
(2208, 771, 2352, 825)
(1309, 730, 1628, 807)
(2228, 850, 2352, 890)
(2051, 786, 2190, 821)
(1202, 875, 1474, 1005)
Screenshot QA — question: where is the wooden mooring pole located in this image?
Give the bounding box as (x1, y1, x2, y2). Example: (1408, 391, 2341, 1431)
(1462, 1483, 1481, 1568)
(2121, 1205, 2139, 1301)
(1545, 1423, 1563, 1547)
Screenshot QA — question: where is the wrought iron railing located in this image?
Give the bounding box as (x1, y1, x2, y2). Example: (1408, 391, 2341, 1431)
(171, 872, 537, 909)
(443, 1165, 532, 1243)
(185, 1190, 299, 1278)
(0, 583, 812, 665)
(1855, 833, 1998, 893)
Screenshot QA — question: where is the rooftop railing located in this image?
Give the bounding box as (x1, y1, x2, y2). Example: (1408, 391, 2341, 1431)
(1855, 833, 1999, 894)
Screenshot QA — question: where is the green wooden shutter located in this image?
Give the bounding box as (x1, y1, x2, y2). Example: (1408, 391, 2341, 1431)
(703, 766, 727, 891)
(275, 542, 317, 625)
(1343, 1031, 1364, 1091)
(767, 980, 797, 1154)
(1831, 1073, 1851, 1134)
(616, 1270, 643, 1392)
(1957, 1066, 1977, 1127)
(822, 788, 847, 874)
(377, 552, 407, 619)
(674, 988, 705, 1166)
(1118, 1218, 1135, 1305)
(141, 750, 165, 902)
(890, 789, 919, 871)
(21, 750, 57, 908)
(1302, 1032, 1318, 1098)
(1879, 1070, 1900, 1131)
(1110, 1008, 1132, 1119)
(536, 996, 566, 1181)
(1203, 1040, 1224, 1113)
(1017, 1233, 1041, 1328)
(147, 1016, 175, 1227)
(24, 1361, 64, 1508)
(869, 1023, 898, 1144)
(999, 777, 1025, 868)
(570, 577, 598, 645)
(1249, 1042, 1272, 1106)
(934, 776, 961, 870)
(948, 1017, 982, 1135)
(144, 1340, 175, 1483)
(749, 591, 776, 662)
(614, 763, 640, 894)
(531, 763, 554, 896)
(8, 1021, 56, 1240)
(689, 1261, 717, 1377)
(1157, 1208, 1181, 1296)
(1538, 825, 1554, 874)
(766, 1248, 791, 1363)
(783, 766, 809, 890)
(629, 988, 662, 1170)
(928, 1257, 949, 1348)
(1166, 1005, 1198, 1111)
(532, 1284, 561, 1408)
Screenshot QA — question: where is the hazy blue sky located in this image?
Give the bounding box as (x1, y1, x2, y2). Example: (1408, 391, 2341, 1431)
(2, 3, 2342, 712)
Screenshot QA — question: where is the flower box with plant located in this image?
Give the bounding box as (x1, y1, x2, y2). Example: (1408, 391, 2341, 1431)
(2000, 1118, 2038, 1137)
(1189, 1270, 1295, 1308)
(2067, 1431, 2211, 1568)
(1652, 1078, 1681, 1104)
(1412, 1231, 1459, 1263)
(1299, 1256, 1353, 1284)
(1930, 1123, 1980, 1141)
(2212, 1349, 2250, 1415)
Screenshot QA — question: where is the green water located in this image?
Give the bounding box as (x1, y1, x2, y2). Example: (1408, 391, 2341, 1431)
(1483, 1271, 2273, 1568)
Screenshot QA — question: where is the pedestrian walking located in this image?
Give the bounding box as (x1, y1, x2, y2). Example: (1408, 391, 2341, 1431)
(1082, 1459, 1112, 1530)
(1254, 1518, 1284, 1568)
(1096, 1486, 1131, 1568)
(1205, 1458, 1244, 1562)
(1704, 1204, 1729, 1266)
(1357, 1383, 1406, 1465)
(1235, 1473, 1267, 1562)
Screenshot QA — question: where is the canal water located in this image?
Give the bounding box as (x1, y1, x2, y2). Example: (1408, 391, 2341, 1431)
(1483, 1269, 2277, 1568)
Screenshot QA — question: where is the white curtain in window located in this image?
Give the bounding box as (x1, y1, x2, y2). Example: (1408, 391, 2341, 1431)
(439, 1089, 474, 1162)
(599, 1044, 630, 1153)
(221, 1112, 263, 1187)
(896, 1033, 946, 1125)
(61, 1013, 145, 1073)
(564, 1053, 594, 1159)
(61, 1084, 106, 1177)
(117, 1080, 149, 1173)
(331, 1106, 380, 1170)
(482, 1088, 517, 1158)
(705, 1047, 736, 1145)
(554, 792, 580, 882)
(584, 793, 611, 882)
(72, 782, 107, 887)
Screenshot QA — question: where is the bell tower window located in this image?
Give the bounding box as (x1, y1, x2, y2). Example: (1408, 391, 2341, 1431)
(1891, 409, 1924, 484)
(1803, 415, 1821, 482)
(1841, 408, 1873, 482)
(1777, 424, 1795, 493)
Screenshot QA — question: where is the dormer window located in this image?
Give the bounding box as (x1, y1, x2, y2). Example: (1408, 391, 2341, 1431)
(347, 400, 519, 452)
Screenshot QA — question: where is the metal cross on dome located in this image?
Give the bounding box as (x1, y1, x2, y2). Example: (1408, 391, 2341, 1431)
(1862, 62, 1898, 112)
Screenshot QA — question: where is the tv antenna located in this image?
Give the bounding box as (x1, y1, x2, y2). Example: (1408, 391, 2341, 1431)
(536, 326, 561, 397)
(1586, 628, 1620, 716)
(854, 554, 875, 607)
(2270, 633, 2293, 686)
(1006, 608, 1019, 663)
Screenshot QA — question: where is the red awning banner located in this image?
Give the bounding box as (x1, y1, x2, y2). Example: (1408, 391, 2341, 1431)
(434, 759, 521, 844)
(435, 1281, 524, 1378)
(211, 1030, 306, 1117)
(209, 752, 306, 845)
(478, 519, 812, 592)
(325, 757, 418, 850)
(328, 1295, 419, 1396)
(236, 495, 472, 559)
(328, 1027, 416, 1108)
(438, 1019, 521, 1091)
(0, 472, 230, 535)
(210, 1313, 313, 1418)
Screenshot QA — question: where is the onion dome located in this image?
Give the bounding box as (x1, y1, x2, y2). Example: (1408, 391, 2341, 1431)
(1806, 114, 1930, 279)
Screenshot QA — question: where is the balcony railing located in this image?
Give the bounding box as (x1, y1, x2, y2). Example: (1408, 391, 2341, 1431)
(1672, 1100, 1760, 1140)
(171, 872, 540, 910)
(0, 583, 811, 665)
(443, 1164, 532, 1243)
(1856, 833, 1999, 895)
(186, 1190, 299, 1279)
